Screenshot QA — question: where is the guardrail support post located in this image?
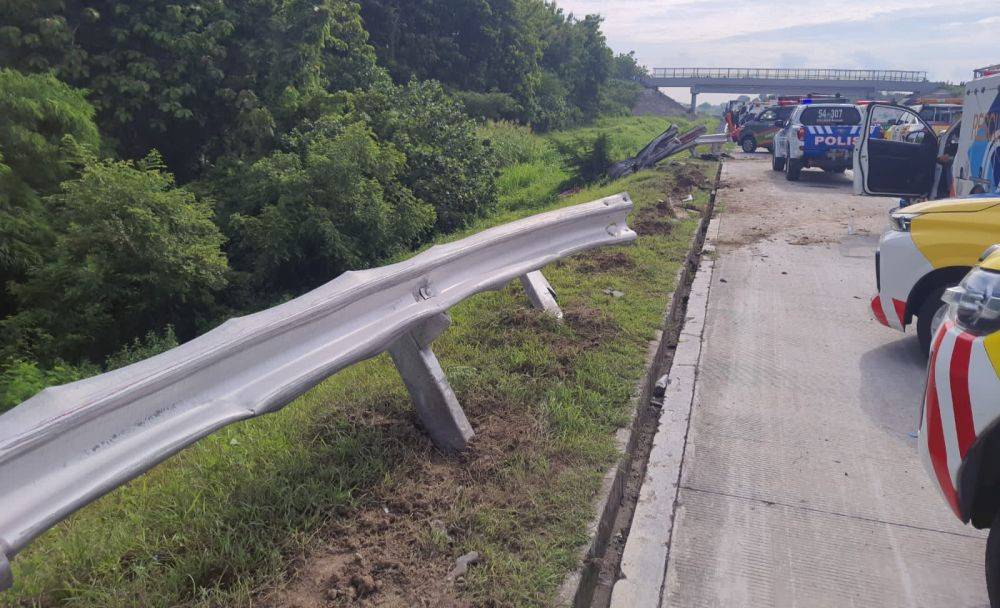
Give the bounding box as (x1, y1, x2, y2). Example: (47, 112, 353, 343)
(519, 270, 563, 319)
(1, 550, 11, 592)
(388, 313, 474, 452)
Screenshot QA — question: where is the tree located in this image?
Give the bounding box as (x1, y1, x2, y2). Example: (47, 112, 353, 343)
(5, 152, 229, 363)
(0, 0, 382, 180)
(0, 69, 100, 316)
(350, 80, 498, 232)
(211, 116, 436, 299)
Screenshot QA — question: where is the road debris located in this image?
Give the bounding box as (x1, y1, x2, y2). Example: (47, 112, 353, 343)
(447, 551, 482, 581)
(609, 124, 708, 180)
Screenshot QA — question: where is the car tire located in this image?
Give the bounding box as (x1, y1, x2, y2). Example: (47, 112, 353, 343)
(785, 157, 802, 181)
(741, 136, 757, 153)
(827, 167, 846, 174)
(917, 286, 949, 355)
(771, 153, 785, 171)
(987, 510, 1000, 607)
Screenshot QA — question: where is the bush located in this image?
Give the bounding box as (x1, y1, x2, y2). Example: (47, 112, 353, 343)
(556, 133, 613, 185)
(599, 79, 644, 117)
(478, 121, 550, 169)
(351, 80, 498, 232)
(213, 116, 436, 298)
(104, 326, 180, 371)
(0, 69, 100, 315)
(0, 359, 97, 413)
(5, 152, 229, 364)
(454, 90, 523, 122)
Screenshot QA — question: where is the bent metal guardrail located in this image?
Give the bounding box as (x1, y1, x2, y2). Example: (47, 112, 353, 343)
(0, 194, 636, 591)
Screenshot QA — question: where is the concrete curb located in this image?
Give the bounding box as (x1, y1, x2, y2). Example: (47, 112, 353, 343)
(558, 163, 722, 608)
(607, 216, 719, 608)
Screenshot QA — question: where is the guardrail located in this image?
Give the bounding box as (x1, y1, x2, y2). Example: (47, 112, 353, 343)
(0, 195, 636, 591)
(648, 67, 928, 82)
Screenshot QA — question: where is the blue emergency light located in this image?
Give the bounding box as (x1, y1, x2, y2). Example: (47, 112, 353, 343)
(801, 99, 813, 104)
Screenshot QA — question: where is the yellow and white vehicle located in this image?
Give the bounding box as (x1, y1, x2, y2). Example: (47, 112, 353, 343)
(919, 246, 1000, 603)
(913, 101, 963, 135)
(871, 196, 1000, 352)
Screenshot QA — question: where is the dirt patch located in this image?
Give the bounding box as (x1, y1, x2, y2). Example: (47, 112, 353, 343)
(788, 234, 836, 246)
(631, 88, 688, 117)
(634, 198, 695, 236)
(635, 216, 674, 236)
(264, 401, 548, 608)
(671, 164, 709, 193)
(262, 299, 621, 608)
(572, 250, 636, 274)
(564, 303, 619, 350)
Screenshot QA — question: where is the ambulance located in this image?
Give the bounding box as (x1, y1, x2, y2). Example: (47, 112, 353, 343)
(857, 68, 1000, 352)
(919, 246, 1000, 604)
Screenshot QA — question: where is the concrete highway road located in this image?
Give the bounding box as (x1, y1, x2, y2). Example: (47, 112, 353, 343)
(662, 154, 989, 607)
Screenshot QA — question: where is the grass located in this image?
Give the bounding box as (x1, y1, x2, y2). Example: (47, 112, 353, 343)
(3, 115, 718, 608)
(478, 114, 715, 215)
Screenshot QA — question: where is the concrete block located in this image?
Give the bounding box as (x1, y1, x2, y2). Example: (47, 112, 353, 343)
(672, 333, 702, 368)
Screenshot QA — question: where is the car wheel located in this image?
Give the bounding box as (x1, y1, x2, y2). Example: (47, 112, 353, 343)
(741, 136, 757, 153)
(987, 510, 1000, 607)
(827, 167, 846, 174)
(771, 153, 785, 171)
(785, 157, 802, 181)
(917, 286, 949, 355)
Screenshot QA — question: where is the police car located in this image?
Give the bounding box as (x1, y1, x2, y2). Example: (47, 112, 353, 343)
(772, 101, 863, 181)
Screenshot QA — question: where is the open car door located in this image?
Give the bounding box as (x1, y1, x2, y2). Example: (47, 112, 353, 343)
(854, 104, 939, 198)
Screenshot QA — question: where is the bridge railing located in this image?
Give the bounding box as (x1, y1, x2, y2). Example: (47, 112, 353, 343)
(648, 68, 928, 82)
(0, 195, 636, 591)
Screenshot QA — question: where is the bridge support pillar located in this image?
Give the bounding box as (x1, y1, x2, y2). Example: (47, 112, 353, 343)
(689, 89, 697, 114)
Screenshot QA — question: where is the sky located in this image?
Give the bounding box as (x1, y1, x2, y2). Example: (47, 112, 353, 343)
(555, 0, 1000, 105)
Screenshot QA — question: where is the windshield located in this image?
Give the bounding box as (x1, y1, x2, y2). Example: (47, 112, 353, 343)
(800, 106, 861, 126)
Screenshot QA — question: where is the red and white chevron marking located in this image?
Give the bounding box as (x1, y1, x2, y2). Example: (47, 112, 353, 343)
(919, 322, 1000, 519)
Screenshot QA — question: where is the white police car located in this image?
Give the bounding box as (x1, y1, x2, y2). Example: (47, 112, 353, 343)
(772, 102, 863, 181)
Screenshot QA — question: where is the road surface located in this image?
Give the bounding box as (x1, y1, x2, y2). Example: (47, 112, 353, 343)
(663, 154, 989, 607)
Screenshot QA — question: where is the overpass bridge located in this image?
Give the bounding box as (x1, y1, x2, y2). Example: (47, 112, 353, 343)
(641, 67, 937, 110)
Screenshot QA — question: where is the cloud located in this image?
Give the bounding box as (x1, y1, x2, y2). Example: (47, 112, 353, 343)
(555, 0, 999, 84)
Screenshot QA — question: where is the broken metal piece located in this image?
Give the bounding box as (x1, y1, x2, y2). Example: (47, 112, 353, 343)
(520, 270, 562, 319)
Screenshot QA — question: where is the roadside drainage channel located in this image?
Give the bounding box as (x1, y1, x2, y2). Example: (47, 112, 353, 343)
(558, 162, 722, 608)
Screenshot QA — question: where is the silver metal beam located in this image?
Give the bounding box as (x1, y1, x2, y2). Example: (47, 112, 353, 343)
(0, 194, 636, 591)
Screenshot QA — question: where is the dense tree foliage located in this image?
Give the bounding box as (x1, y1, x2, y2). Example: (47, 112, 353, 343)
(1, 0, 382, 178)
(0, 0, 641, 388)
(359, 0, 640, 129)
(4, 152, 228, 363)
(0, 69, 100, 313)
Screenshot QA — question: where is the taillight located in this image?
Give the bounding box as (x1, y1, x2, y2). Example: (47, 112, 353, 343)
(796, 127, 805, 141)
